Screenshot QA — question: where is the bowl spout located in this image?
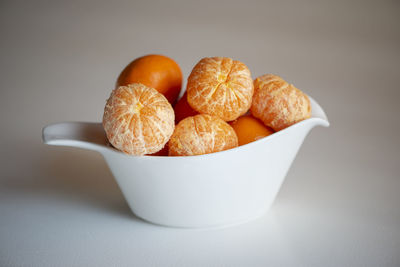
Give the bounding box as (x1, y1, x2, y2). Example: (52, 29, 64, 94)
(307, 95, 330, 128)
(42, 122, 108, 153)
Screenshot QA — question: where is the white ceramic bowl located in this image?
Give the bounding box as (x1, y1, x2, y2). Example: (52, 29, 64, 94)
(42, 96, 329, 228)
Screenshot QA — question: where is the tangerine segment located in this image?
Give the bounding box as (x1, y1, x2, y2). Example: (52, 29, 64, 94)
(103, 83, 175, 155)
(230, 115, 274, 146)
(168, 114, 238, 156)
(186, 57, 253, 121)
(251, 74, 311, 131)
(116, 54, 183, 104)
(173, 91, 198, 123)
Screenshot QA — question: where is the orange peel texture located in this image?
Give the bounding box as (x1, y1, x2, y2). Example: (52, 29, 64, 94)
(116, 54, 182, 104)
(186, 57, 254, 121)
(230, 115, 274, 146)
(168, 114, 238, 156)
(251, 74, 311, 131)
(103, 83, 175, 155)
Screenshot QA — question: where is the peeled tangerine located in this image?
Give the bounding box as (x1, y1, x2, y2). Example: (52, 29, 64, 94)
(168, 114, 238, 156)
(251, 74, 311, 131)
(103, 83, 175, 155)
(187, 57, 253, 121)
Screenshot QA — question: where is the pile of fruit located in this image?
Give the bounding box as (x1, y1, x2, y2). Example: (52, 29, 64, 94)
(103, 55, 311, 156)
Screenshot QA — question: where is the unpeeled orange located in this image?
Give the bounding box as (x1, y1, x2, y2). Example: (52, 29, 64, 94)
(230, 115, 274, 146)
(173, 91, 198, 123)
(116, 54, 182, 104)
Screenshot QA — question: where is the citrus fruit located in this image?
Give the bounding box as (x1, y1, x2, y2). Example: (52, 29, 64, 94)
(103, 83, 175, 155)
(186, 57, 253, 121)
(148, 143, 169, 156)
(173, 91, 198, 123)
(251, 74, 311, 131)
(230, 115, 274, 146)
(116, 54, 182, 104)
(168, 114, 238, 156)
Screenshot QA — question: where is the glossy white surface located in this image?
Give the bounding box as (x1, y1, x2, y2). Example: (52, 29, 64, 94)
(1, 0, 399, 266)
(42, 97, 329, 228)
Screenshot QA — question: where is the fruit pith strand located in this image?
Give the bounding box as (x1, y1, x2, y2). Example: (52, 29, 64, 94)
(251, 74, 311, 131)
(168, 114, 238, 156)
(103, 83, 175, 155)
(186, 57, 253, 121)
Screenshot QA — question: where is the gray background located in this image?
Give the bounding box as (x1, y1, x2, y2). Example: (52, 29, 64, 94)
(1, 0, 399, 266)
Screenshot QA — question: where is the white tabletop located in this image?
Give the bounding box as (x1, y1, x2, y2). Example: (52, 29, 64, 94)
(1, 0, 399, 266)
